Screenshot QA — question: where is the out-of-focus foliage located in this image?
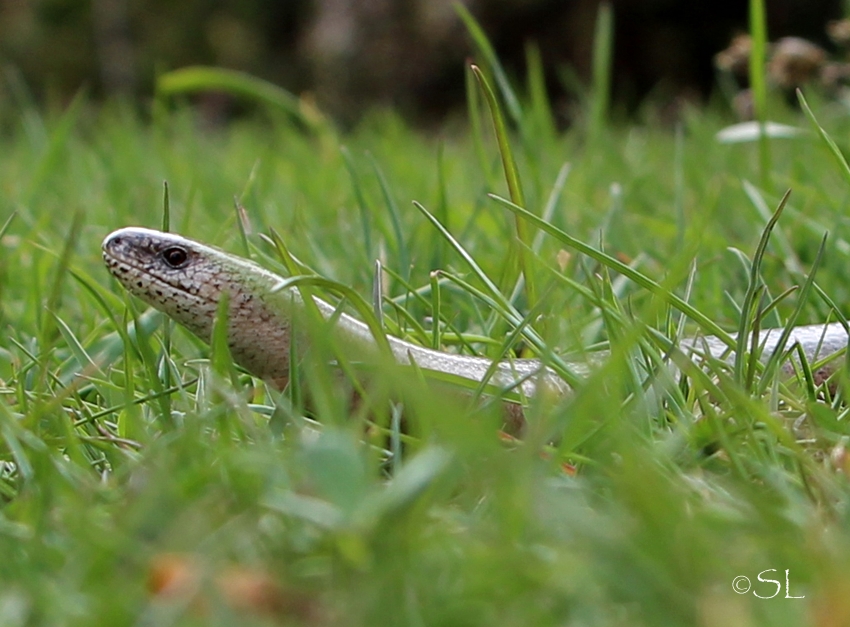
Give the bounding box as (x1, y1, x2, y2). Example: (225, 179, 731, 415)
(0, 0, 843, 123)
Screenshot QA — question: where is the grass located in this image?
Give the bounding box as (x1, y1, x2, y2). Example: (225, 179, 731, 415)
(5, 64, 850, 626)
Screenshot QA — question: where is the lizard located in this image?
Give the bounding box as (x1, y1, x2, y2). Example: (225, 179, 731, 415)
(102, 226, 850, 414)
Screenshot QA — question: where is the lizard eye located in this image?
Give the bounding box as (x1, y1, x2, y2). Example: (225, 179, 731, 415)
(161, 246, 189, 268)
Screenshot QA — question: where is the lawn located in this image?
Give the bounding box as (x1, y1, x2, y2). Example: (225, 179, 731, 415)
(2, 64, 850, 625)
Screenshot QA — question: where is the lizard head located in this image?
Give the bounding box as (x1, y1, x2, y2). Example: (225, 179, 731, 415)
(102, 227, 294, 384)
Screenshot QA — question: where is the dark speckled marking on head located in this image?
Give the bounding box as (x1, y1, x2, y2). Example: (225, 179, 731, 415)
(102, 227, 295, 384)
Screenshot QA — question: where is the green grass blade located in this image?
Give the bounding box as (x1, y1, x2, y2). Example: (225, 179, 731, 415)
(489, 193, 734, 345)
(22, 90, 86, 205)
(161, 182, 174, 400)
(509, 162, 571, 305)
(742, 181, 803, 275)
(156, 66, 331, 135)
(433, 144, 449, 269)
(434, 271, 583, 388)
(38, 212, 83, 388)
(470, 65, 537, 311)
(51, 313, 102, 376)
(380, 265, 475, 354)
(469, 66, 526, 209)
(733, 189, 790, 384)
(209, 292, 239, 388)
(372, 259, 385, 329)
(124, 300, 172, 428)
(748, 0, 770, 184)
(455, 4, 523, 124)
(525, 42, 556, 140)
(798, 89, 850, 188)
(341, 147, 374, 262)
(465, 65, 496, 187)
(758, 232, 827, 394)
(0, 212, 15, 239)
(266, 227, 393, 357)
(430, 271, 441, 351)
(412, 200, 521, 323)
(272, 275, 393, 357)
(589, 2, 614, 140)
(161, 180, 170, 232)
(367, 154, 411, 281)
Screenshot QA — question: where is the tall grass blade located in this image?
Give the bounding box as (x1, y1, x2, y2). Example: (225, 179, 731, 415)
(424, 213, 670, 395)
(341, 147, 374, 262)
(367, 154, 410, 281)
(465, 65, 496, 186)
(748, 0, 770, 185)
(433, 144, 449, 269)
(209, 292, 239, 387)
(470, 65, 538, 311)
(589, 2, 613, 141)
(758, 232, 827, 394)
(525, 42, 556, 140)
(455, 4, 523, 124)
(733, 189, 790, 384)
(39, 212, 83, 388)
(160, 183, 173, 417)
(266, 228, 392, 357)
(22, 91, 86, 205)
(429, 271, 442, 351)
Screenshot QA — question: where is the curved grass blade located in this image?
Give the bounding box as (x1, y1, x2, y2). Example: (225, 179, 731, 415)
(757, 233, 826, 394)
(411, 200, 525, 328)
(271, 275, 393, 357)
(52, 313, 102, 377)
(380, 296, 429, 345)
(380, 265, 476, 355)
(489, 193, 734, 345)
(470, 292, 554, 403)
(157, 66, 331, 135)
(733, 189, 790, 384)
(469, 66, 537, 310)
(469, 66, 526, 209)
(742, 181, 803, 275)
(465, 65, 497, 187)
(436, 271, 583, 388)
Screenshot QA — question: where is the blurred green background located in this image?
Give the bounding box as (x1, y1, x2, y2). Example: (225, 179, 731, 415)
(0, 0, 842, 123)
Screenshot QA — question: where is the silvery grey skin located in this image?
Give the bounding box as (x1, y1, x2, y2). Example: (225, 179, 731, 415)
(101, 227, 566, 397)
(103, 227, 848, 399)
